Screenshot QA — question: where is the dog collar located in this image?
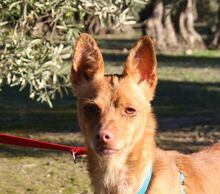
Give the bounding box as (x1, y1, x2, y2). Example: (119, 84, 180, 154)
(137, 164, 185, 194)
(180, 171, 185, 194)
(137, 163, 153, 194)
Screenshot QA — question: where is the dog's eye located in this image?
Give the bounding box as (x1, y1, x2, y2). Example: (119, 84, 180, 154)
(83, 104, 101, 116)
(124, 107, 137, 116)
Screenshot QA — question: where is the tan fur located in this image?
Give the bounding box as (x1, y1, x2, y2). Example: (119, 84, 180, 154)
(71, 33, 220, 194)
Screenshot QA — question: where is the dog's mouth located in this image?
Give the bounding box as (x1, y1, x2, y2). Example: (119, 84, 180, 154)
(96, 146, 119, 156)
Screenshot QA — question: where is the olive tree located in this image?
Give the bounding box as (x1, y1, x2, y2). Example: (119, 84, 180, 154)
(0, 0, 146, 107)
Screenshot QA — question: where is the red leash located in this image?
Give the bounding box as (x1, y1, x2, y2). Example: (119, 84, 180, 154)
(0, 133, 87, 160)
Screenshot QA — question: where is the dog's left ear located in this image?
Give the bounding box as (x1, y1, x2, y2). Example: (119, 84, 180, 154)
(123, 36, 157, 100)
(71, 33, 104, 90)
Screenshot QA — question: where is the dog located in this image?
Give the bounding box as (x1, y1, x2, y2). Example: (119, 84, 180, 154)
(71, 33, 220, 194)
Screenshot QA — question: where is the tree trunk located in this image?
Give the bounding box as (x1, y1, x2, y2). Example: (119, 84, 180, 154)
(143, 0, 166, 50)
(210, 1, 220, 49)
(84, 15, 102, 34)
(142, 0, 205, 50)
(163, 3, 178, 48)
(210, 26, 220, 49)
(175, 0, 204, 49)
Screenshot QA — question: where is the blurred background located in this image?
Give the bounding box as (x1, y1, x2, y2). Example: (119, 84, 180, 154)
(0, 0, 220, 193)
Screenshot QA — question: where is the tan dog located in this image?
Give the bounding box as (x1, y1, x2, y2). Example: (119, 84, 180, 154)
(71, 33, 220, 194)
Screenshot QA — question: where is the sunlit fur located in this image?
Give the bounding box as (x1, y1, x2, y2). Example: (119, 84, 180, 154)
(72, 33, 220, 194)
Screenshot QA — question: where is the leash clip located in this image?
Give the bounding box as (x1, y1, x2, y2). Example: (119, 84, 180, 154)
(71, 149, 77, 163)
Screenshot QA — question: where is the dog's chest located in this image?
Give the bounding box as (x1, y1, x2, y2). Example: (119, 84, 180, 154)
(90, 162, 137, 194)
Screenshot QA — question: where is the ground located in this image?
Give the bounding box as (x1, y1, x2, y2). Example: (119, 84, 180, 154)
(0, 37, 220, 194)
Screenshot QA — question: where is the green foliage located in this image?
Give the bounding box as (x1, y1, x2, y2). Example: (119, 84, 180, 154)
(0, 0, 147, 107)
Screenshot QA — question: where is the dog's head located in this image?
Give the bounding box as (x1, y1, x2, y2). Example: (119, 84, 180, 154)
(71, 34, 157, 158)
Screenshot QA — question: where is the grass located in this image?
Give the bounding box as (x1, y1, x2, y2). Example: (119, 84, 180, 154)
(0, 132, 91, 194)
(0, 152, 91, 194)
(169, 50, 220, 57)
(0, 37, 220, 193)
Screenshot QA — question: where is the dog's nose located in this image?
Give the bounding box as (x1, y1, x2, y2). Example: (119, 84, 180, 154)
(96, 130, 113, 143)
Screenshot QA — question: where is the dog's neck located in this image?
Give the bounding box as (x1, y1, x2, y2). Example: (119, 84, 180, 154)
(87, 127, 156, 194)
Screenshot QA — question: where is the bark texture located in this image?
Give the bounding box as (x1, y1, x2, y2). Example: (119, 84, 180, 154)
(210, 1, 220, 48)
(175, 0, 204, 48)
(143, 0, 166, 49)
(142, 0, 205, 50)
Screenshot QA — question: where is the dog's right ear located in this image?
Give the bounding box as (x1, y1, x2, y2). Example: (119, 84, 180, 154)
(123, 36, 157, 101)
(71, 33, 104, 90)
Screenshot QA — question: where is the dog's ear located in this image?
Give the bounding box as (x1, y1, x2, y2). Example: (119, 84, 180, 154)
(71, 33, 104, 89)
(123, 36, 157, 100)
